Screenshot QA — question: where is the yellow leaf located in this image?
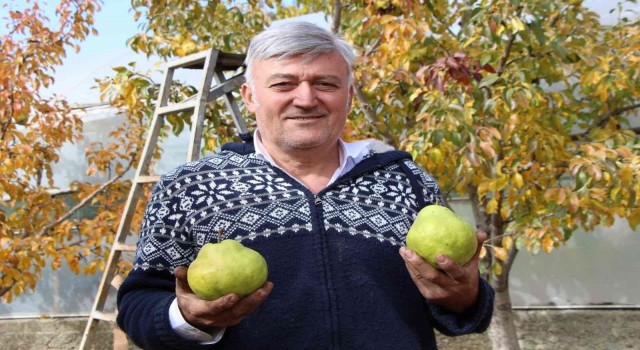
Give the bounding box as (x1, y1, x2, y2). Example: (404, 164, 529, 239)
(491, 262, 503, 276)
(568, 192, 580, 213)
(492, 246, 508, 262)
(510, 17, 525, 32)
(557, 188, 566, 205)
(542, 236, 554, 253)
(581, 70, 602, 86)
(477, 181, 490, 201)
(479, 141, 496, 157)
(502, 236, 513, 251)
(500, 206, 509, 220)
(487, 198, 498, 214)
(496, 175, 510, 191)
(479, 246, 487, 259)
(511, 173, 524, 189)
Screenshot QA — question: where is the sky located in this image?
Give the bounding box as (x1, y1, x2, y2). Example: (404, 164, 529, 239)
(15, 0, 640, 105)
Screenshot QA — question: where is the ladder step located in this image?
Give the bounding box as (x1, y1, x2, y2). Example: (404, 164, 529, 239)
(166, 50, 210, 69)
(215, 52, 246, 71)
(156, 100, 198, 116)
(93, 311, 117, 323)
(136, 175, 160, 184)
(208, 74, 245, 100)
(114, 243, 137, 252)
(111, 274, 125, 289)
(167, 50, 246, 71)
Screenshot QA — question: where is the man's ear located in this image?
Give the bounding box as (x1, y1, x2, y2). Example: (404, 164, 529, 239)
(241, 83, 256, 113)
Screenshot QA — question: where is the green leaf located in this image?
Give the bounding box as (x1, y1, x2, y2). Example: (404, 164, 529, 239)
(479, 74, 500, 88)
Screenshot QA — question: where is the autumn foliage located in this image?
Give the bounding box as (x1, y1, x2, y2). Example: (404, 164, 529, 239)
(1, 0, 638, 349)
(106, 1, 639, 348)
(0, 0, 149, 302)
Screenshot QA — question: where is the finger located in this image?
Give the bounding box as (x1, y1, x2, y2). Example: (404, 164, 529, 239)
(174, 266, 194, 294)
(230, 281, 274, 318)
(208, 293, 241, 314)
(475, 231, 488, 254)
(403, 261, 438, 288)
(400, 247, 444, 286)
(436, 255, 468, 282)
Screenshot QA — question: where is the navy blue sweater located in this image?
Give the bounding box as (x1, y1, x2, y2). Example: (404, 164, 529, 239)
(116, 142, 494, 349)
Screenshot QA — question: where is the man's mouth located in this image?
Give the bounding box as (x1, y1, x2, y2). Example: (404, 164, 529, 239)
(288, 116, 323, 120)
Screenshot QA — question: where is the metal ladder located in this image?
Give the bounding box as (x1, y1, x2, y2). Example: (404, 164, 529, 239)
(79, 48, 249, 350)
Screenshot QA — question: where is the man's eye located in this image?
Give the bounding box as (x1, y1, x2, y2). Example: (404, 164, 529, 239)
(270, 82, 295, 89)
(315, 82, 339, 90)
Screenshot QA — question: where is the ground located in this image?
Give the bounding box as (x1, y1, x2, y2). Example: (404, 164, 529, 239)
(0, 309, 638, 349)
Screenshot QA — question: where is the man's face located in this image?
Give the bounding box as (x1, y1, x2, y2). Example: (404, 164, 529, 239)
(241, 52, 353, 153)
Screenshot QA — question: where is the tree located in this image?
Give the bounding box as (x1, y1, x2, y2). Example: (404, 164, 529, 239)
(0, 0, 149, 302)
(106, 0, 640, 348)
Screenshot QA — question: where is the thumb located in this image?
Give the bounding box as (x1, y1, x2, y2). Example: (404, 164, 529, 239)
(174, 266, 193, 294)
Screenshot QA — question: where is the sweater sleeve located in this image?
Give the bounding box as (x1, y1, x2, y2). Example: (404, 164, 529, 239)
(116, 269, 219, 350)
(426, 277, 495, 336)
(116, 168, 219, 349)
(401, 160, 495, 335)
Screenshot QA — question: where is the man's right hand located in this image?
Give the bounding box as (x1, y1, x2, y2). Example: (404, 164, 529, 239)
(174, 266, 274, 331)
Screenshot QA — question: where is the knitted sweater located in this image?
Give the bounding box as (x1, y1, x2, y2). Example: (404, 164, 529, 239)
(116, 141, 494, 350)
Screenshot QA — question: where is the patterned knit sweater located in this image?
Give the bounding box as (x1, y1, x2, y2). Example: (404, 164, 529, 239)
(116, 141, 494, 350)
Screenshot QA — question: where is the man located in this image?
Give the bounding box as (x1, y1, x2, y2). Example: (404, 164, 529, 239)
(116, 21, 494, 349)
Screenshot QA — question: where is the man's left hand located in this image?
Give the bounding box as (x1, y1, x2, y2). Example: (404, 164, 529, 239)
(399, 231, 487, 313)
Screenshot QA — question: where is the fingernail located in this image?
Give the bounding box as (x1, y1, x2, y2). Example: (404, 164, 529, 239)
(400, 246, 414, 259)
(436, 255, 446, 264)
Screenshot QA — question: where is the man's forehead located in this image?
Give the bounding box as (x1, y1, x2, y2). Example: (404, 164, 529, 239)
(253, 52, 349, 77)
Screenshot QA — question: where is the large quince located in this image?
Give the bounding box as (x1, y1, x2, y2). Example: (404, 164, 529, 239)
(187, 239, 268, 301)
(406, 205, 477, 268)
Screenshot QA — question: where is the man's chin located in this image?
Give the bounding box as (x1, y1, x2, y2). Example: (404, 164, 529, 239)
(282, 138, 331, 150)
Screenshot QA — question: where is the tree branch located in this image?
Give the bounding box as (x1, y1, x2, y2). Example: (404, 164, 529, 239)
(364, 38, 381, 57)
(497, 6, 524, 76)
(601, 102, 640, 120)
(498, 34, 517, 76)
(329, 0, 395, 147)
(353, 85, 396, 146)
(502, 243, 519, 277)
(573, 102, 640, 140)
(35, 159, 134, 238)
(0, 285, 13, 299)
(331, 0, 342, 34)
(468, 184, 489, 233)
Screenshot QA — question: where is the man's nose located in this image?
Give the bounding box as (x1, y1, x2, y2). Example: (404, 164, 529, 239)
(292, 82, 317, 108)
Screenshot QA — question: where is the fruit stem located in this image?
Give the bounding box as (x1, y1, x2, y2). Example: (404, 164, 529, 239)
(217, 228, 224, 243)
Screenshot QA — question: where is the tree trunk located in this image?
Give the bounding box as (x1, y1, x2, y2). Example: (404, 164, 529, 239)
(488, 269, 521, 350)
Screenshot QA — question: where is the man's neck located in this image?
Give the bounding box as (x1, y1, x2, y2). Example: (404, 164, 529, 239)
(262, 141, 341, 194)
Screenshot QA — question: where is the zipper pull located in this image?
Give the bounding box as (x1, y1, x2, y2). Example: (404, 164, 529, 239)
(314, 195, 322, 205)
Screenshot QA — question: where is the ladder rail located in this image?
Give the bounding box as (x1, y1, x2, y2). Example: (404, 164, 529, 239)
(215, 71, 249, 135)
(186, 49, 219, 162)
(134, 67, 174, 179)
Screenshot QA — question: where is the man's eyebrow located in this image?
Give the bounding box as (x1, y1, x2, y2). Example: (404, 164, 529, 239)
(264, 74, 297, 83)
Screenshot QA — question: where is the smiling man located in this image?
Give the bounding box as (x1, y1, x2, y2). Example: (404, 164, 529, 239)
(116, 21, 494, 350)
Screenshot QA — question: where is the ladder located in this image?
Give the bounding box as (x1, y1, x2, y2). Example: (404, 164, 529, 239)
(79, 48, 249, 350)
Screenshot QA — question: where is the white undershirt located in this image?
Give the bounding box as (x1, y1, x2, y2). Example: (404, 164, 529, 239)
(169, 131, 373, 343)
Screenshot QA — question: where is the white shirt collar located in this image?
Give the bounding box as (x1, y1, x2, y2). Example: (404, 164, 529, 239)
(252, 130, 372, 189)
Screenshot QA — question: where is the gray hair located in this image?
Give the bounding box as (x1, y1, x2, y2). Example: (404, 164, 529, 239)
(243, 22, 356, 87)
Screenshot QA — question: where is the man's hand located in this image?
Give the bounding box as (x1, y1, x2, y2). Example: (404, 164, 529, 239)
(174, 266, 274, 331)
(399, 231, 487, 313)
